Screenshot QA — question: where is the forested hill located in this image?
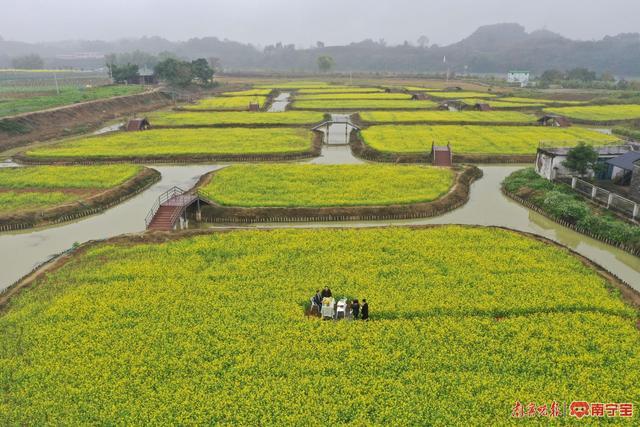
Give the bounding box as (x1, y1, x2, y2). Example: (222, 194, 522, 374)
(2, 23, 640, 76)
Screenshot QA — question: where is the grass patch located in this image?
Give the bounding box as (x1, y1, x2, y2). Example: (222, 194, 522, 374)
(200, 164, 455, 207)
(23, 128, 314, 160)
(1, 226, 638, 424)
(361, 125, 619, 155)
(0, 85, 147, 118)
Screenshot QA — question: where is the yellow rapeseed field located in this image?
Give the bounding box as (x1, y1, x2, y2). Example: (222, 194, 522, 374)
(1, 226, 638, 424)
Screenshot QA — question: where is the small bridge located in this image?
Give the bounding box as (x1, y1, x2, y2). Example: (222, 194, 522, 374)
(145, 186, 205, 231)
(432, 143, 453, 167)
(312, 120, 360, 146)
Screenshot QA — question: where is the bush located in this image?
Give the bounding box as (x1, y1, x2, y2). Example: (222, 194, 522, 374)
(543, 191, 589, 223)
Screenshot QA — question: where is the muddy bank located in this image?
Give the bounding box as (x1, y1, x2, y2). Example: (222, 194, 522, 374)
(0, 91, 172, 152)
(14, 132, 324, 165)
(193, 165, 482, 223)
(0, 167, 160, 232)
(350, 131, 535, 164)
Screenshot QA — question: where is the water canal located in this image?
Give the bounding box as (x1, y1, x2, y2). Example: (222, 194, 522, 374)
(1, 106, 639, 292)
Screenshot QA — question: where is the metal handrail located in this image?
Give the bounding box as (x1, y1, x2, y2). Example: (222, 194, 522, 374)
(144, 186, 185, 228)
(164, 194, 197, 230)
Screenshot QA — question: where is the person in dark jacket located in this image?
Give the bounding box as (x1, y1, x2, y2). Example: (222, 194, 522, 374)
(312, 290, 322, 310)
(361, 299, 369, 321)
(321, 287, 332, 299)
(351, 299, 360, 320)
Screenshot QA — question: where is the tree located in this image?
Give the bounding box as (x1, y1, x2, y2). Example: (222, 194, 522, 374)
(567, 68, 597, 82)
(601, 72, 615, 82)
(317, 55, 335, 73)
(562, 143, 600, 177)
(316, 41, 325, 49)
(417, 35, 430, 48)
(107, 63, 139, 84)
(539, 69, 564, 85)
(191, 58, 214, 85)
(154, 58, 193, 86)
(12, 54, 44, 70)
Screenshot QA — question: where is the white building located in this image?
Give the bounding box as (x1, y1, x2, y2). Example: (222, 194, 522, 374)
(535, 145, 635, 181)
(507, 70, 530, 87)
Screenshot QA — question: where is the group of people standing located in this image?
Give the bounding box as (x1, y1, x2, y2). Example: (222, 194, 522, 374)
(312, 287, 369, 320)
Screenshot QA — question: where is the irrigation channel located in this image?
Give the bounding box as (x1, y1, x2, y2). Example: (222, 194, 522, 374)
(1, 115, 640, 292)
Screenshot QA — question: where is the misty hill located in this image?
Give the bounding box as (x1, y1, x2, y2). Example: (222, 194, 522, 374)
(2, 23, 640, 76)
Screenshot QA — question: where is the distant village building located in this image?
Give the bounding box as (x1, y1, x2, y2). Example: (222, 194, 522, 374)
(536, 145, 636, 180)
(411, 93, 429, 101)
(438, 100, 467, 111)
(127, 68, 158, 85)
(126, 118, 151, 131)
(507, 70, 530, 87)
(474, 103, 492, 112)
(537, 115, 571, 128)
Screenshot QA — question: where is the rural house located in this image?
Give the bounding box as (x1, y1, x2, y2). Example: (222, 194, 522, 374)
(535, 145, 636, 180)
(474, 103, 492, 111)
(605, 151, 640, 185)
(507, 70, 530, 87)
(537, 115, 571, 127)
(126, 118, 151, 131)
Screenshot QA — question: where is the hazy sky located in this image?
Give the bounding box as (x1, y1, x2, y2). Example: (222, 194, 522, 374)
(2, 0, 639, 46)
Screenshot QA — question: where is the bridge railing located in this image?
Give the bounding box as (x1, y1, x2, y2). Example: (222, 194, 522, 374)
(144, 186, 185, 228)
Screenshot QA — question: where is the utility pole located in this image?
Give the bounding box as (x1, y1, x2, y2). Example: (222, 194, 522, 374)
(53, 71, 60, 95)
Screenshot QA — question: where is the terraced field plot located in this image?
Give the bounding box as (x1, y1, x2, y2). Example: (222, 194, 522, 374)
(146, 111, 325, 127)
(545, 104, 640, 122)
(425, 91, 497, 99)
(359, 110, 537, 124)
(361, 125, 619, 155)
(463, 99, 546, 109)
(0, 165, 144, 214)
(404, 86, 440, 91)
(297, 87, 384, 94)
(499, 97, 586, 105)
(200, 164, 454, 207)
(293, 99, 437, 110)
(180, 95, 269, 111)
(256, 81, 331, 89)
(219, 89, 273, 97)
(23, 128, 314, 160)
(1, 226, 638, 425)
(295, 92, 411, 100)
